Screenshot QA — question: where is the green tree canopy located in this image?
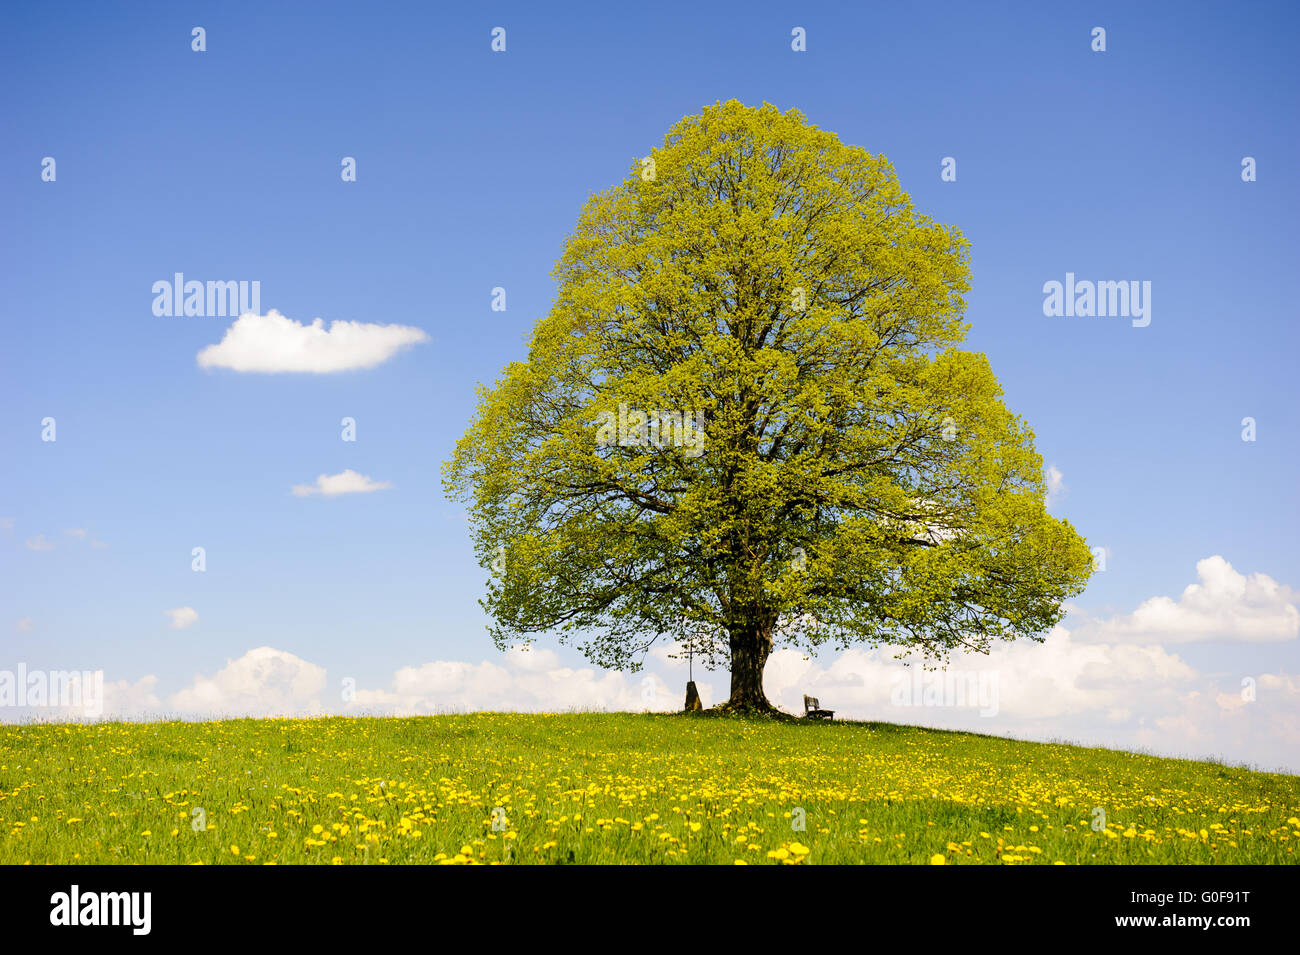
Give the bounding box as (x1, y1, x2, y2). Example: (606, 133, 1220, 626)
(444, 100, 1093, 711)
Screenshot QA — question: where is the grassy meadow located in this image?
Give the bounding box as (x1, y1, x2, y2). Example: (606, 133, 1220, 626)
(1, 713, 1296, 864)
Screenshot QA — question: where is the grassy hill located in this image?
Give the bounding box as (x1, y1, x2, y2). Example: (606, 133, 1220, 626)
(1, 713, 1296, 864)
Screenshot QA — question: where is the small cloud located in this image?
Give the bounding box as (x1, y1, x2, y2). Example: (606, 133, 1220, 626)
(291, 469, 393, 498)
(91, 540, 109, 549)
(1045, 464, 1066, 506)
(15, 617, 34, 633)
(25, 534, 55, 551)
(197, 310, 429, 374)
(165, 606, 199, 630)
(65, 528, 87, 538)
(0, 518, 13, 532)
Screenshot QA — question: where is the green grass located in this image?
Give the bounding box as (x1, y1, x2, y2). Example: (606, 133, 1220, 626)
(1, 713, 1296, 864)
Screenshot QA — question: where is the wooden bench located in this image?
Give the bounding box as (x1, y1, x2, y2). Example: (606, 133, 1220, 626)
(803, 695, 834, 720)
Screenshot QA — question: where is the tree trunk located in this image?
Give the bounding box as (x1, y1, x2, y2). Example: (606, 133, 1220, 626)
(725, 623, 774, 711)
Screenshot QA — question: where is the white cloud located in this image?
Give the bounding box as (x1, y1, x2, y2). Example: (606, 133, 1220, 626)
(348, 646, 688, 715)
(6, 635, 1296, 771)
(197, 309, 429, 373)
(760, 628, 1196, 724)
(1, 518, 14, 531)
(504, 645, 562, 672)
(103, 675, 162, 716)
(756, 629, 1298, 772)
(65, 528, 86, 538)
(291, 469, 393, 498)
(1045, 464, 1066, 506)
(164, 606, 199, 630)
(15, 617, 34, 633)
(1142, 671, 1300, 773)
(1076, 556, 1298, 644)
(70, 646, 687, 722)
(25, 534, 54, 551)
(169, 647, 327, 717)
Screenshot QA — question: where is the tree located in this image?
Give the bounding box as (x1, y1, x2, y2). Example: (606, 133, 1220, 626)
(444, 100, 1094, 713)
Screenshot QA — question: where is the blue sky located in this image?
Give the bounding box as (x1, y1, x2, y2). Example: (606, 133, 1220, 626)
(2, 2, 1297, 770)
